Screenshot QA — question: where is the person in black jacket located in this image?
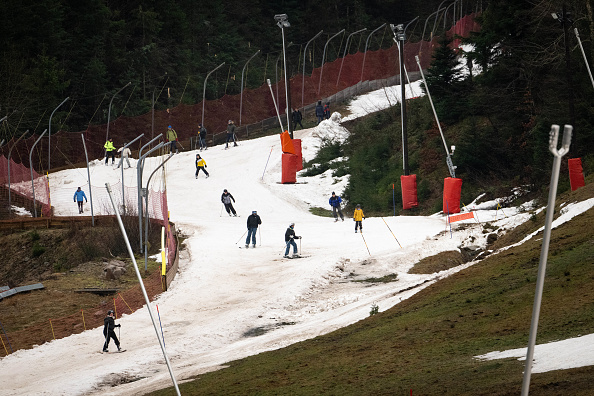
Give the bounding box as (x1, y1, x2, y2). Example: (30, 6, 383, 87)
(221, 189, 237, 216)
(284, 222, 301, 258)
(315, 101, 324, 125)
(102, 310, 121, 352)
(292, 108, 303, 130)
(198, 123, 208, 151)
(245, 211, 262, 248)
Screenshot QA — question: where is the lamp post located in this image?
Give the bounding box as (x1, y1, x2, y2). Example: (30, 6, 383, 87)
(318, 29, 345, 95)
(337, 28, 367, 87)
(239, 50, 261, 126)
(360, 23, 386, 82)
(106, 82, 131, 142)
(202, 62, 225, 127)
(48, 97, 69, 172)
(29, 129, 47, 218)
(275, 14, 291, 137)
(302, 30, 324, 108)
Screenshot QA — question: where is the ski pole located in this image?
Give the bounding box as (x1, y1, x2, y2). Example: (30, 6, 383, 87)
(381, 217, 402, 248)
(299, 237, 302, 255)
(235, 229, 248, 244)
(360, 232, 371, 256)
(261, 145, 274, 180)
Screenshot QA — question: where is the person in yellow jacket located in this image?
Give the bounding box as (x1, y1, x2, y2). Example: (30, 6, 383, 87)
(104, 138, 116, 165)
(166, 125, 179, 154)
(195, 154, 209, 179)
(353, 204, 365, 233)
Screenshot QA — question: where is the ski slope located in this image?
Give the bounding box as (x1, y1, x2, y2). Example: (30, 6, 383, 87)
(1, 85, 593, 395)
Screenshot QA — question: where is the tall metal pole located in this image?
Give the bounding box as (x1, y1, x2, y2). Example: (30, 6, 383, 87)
(415, 55, 456, 178)
(106, 82, 131, 142)
(574, 28, 594, 89)
(201, 62, 225, 127)
(105, 182, 181, 396)
(81, 133, 95, 226)
(302, 30, 324, 109)
(48, 97, 69, 172)
(267, 79, 285, 134)
(318, 29, 345, 95)
(144, 153, 174, 271)
(337, 28, 367, 87)
(360, 23, 386, 82)
(277, 15, 292, 137)
(151, 90, 155, 140)
(239, 50, 261, 126)
(521, 125, 572, 396)
(7, 131, 26, 213)
(120, 133, 144, 216)
(29, 129, 47, 218)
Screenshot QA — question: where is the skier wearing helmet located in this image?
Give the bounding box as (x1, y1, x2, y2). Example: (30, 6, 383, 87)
(353, 204, 365, 233)
(284, 222, 301, 258)
(102, 310, 121, 352)
(245, 210, 262, 248)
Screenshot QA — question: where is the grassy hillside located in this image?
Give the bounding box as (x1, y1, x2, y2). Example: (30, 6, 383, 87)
(150, 177, 594, 395)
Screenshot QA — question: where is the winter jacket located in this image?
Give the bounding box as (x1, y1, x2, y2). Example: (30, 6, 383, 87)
(315, 103, 324, 117)
(323, 104, 330, 117)
(292, 110, 302, 122)
(246, 214, 262, 229)
(285, 227, 300, 242)
(196, 158, 206, 168)
(166, 128, 178, 141)
(118, 147, 131, 158)
(104, 140, 115, 152)
(353, 208, 365, 221)
(329, 195, 342, 208)
(103, 316, 119, 334)
(221, 192, 235, 204)
(198, 126, 207, 138)
(73, 190, 87, 202)
(227, 123, 235, 135)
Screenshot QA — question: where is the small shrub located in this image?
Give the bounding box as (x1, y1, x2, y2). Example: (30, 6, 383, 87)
(29, 230, 40, 241)
(369, 303, 379, 316)
(32, 242, 45, 257)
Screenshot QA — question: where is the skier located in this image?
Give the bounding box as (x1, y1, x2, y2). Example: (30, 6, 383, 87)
(329, 191, 344, 222)
(104, 138, 116, 165)
(221, 189, 237, 216)
(116, 144, 132, 168)
(245, 210, 262, 248)
(166, 125, 178, 154)
(226, 120, 238, 149)
(198, 123, 207, 151)
(195, 154, 209, 178)
(284, 222, 301, 258)
(73, 186, 87, 214)
(102, 310, 121, 352)
(292, 108, 303, 130)
(353, 204, 365, 233)
(315, 101, 324, 125)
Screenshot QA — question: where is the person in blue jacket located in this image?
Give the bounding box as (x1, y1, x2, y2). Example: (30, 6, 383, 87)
(315, 101, 325, 125)
(329, 191, 344, 222)
(73, 186, 87, 214)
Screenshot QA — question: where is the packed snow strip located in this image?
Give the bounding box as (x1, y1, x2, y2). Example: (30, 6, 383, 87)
(475, 334, 594, 373)
(1, 81, 593, 396)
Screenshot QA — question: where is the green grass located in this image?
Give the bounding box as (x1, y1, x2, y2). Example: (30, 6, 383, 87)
(308, 207, 333, 217)
(150, 183, 594, 395)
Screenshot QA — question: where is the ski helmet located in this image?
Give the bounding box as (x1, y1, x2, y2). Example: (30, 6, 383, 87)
(223, 189, 228, 192)
(252, 210, 257, 214)
(290, 222, 295, 227)
(356, 204, 361, 208)
(107, 310, 114, 315)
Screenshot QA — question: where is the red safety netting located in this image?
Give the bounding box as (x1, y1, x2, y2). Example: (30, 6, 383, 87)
(1, 14, 480, 175)
(0, 155, 51, 217)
